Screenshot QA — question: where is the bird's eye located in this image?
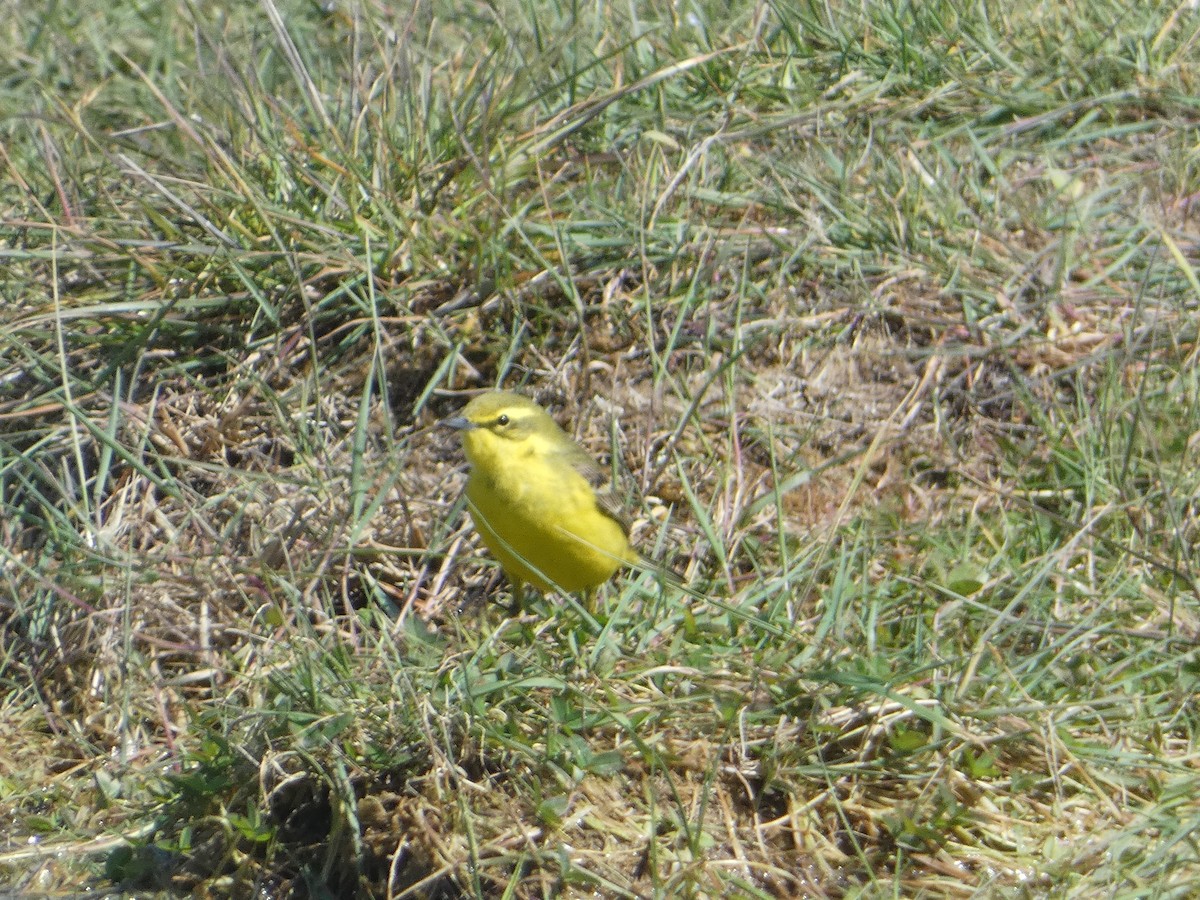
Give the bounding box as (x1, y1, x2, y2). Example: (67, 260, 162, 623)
(497, 414, 510, 426)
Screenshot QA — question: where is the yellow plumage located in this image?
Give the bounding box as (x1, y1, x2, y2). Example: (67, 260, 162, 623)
(444, 391, 636, 597)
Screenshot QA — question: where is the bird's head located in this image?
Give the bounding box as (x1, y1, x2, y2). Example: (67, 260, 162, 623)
(443, 391, 565, 461)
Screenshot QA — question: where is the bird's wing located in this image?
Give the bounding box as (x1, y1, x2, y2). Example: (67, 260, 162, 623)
(555, 441, 630, 533)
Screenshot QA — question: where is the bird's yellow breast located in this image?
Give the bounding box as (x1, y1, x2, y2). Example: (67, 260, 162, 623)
(462, 429, 632, 594)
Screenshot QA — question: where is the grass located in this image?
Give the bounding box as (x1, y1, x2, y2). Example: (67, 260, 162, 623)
(3, 0, 1200, 896)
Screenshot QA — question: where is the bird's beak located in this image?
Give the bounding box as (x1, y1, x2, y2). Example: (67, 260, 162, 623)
(441, 415, 475, 431)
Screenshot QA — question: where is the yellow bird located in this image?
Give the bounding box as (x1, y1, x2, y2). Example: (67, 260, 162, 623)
(443, 391, 638, 601)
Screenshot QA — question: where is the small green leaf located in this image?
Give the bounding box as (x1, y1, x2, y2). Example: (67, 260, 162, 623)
(946, 564, 984, 596)
(536, 795, 571, 826)
(889, 727, 929, 753)
(583, 750, 625, 776)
